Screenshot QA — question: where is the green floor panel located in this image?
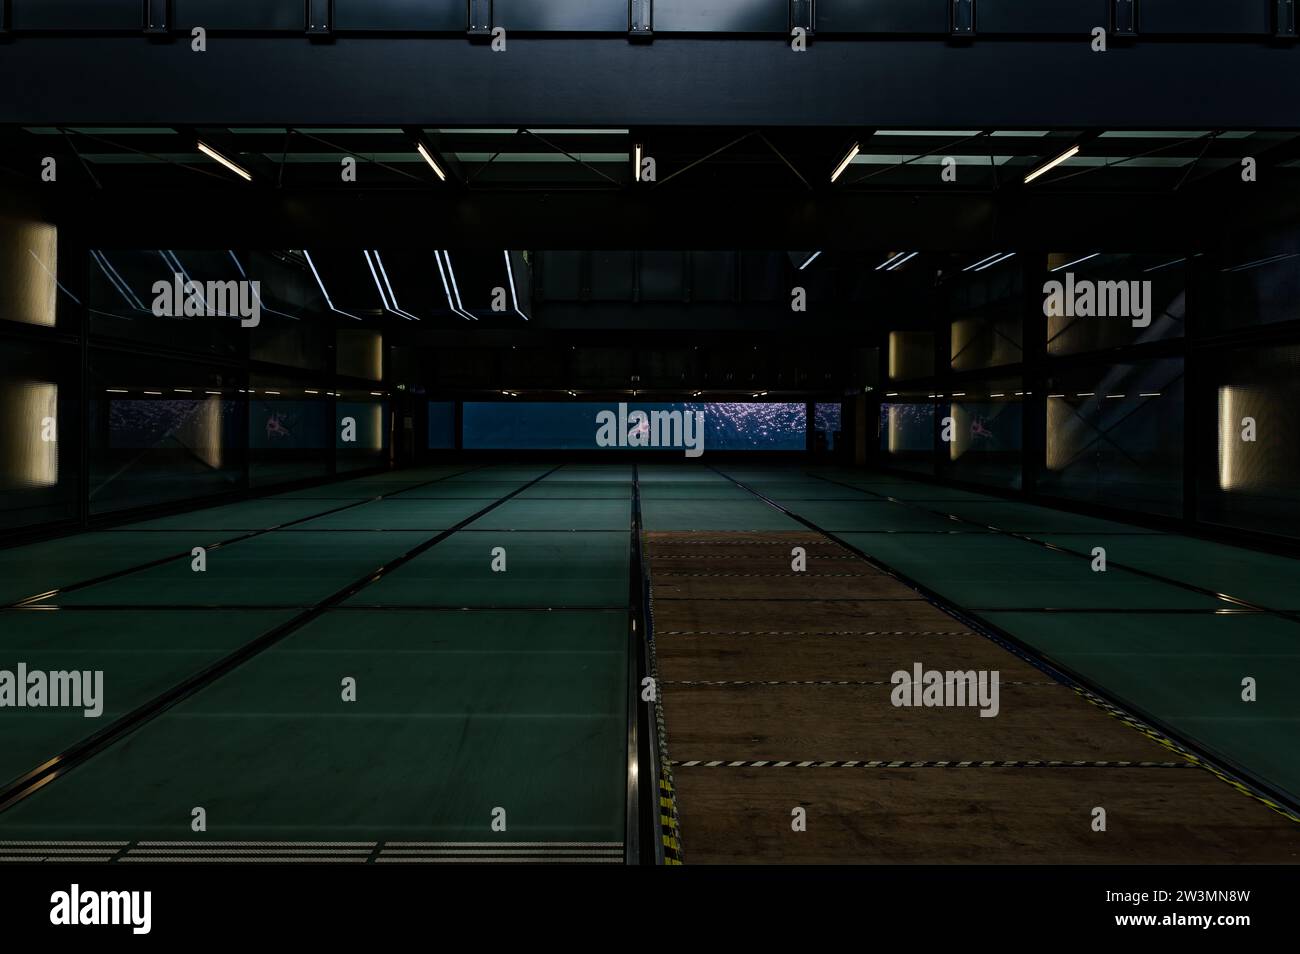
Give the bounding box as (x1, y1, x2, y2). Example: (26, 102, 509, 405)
(291, 499, 490, 531)
(273, 482, 409, 499)
(0, 533, 223, 606)
(639, 499, 803, 531)
(0, 609, 295, 787)
(388, 481, 528, 500)
(544, 466, 634, 482)
(45, 532, 430, 608)
(930, 501, 1164, 535)
(350, 531, 629, 607)
(784, 500, 965, 532)
(637, 483, 753, 500)
(838, 532, 1228, 610)
(1037, 535, 1300, 610)
(756, 482, 886, 501)
(115, 498, 365, 532)
(516, 482, 632, 500)
(636, 466, 730, 483)
(445, 467, 553, 483)
(467, 499, 631, 531)
(980, 612, 1300, 798)
(0, 608, 627, 842)
(183, 618, 626, 717)
(286, 608, 627, 651)
(0, 718, 627, 842)
(848, 484, 1004, 503)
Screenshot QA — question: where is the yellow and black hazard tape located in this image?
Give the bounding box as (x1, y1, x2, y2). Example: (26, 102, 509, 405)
(658, 572, 868, 578)
(648, 538, 839, 546)
(658, 629, 975, 637)
(1067, 684, 1300, 825)
(662, 679, 1059, 688)
(672, 759, 1198, 769)
(646, 590, 684, 865)
(651, 553, 858, 561)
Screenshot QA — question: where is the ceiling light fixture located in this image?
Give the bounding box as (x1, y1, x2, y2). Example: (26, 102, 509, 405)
(831, 143, 861, 183)
(1024, 145, 1080, 184)
(416, 142, 447, 181)
(303, 250, 363, 321)
(197, 141, 252, 182)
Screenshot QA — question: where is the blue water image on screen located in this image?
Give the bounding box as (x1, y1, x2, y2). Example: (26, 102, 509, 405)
(463, 402, 806, 451)
(815, 402, 842, 450)
(109, 399, 242, 449)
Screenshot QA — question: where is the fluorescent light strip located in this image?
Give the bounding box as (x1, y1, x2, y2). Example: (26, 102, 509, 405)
(197, 141, 252, 182)
(364, 249, 417, 321)
(799, 251, 822, 271)
(26, 249, 82, 305)
(963, 252, 1004, 272)
(228, 251, 296, 320)
(416, 142, 447, 181)
(503, 251, 528, 320)
(1051, 252, 1100, 273)
(373, 251, 421, 321)
(634, 143, 643, 182)
(92, 251, 148, 311)
(302, 249, 363, 321)
(831, 143, 861, 183)
(1224, 252, 1300, 273)
(1024, 145, 1080, 184)
(440, 250, 476, 321)
(887, 251, 918, 272)
(1144, 257, 1187, 274)
(160, 250, 213, 314)
(876, 251, 907, 271)
(974, 252, 1016, 272)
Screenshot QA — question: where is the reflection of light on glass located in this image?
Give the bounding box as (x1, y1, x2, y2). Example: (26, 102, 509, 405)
(365, 403, 384, 451)
(888, 332, 901, 379)
(1, 381, 58, 487)
(1218, 386, 1239, 491)
(2, 220, 58, 326)
(949, 402, 969, 461)
(195, 396, 223, 470)
(1045, 395, 1072, 472)
(887, 405, 901, 453)
(950, 320, 977, 370)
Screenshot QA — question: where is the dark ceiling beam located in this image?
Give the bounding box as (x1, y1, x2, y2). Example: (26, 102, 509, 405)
(1184, 131, 1300, 190)
(8, 38, 1300, 128)
(34, 181, 1300, 253)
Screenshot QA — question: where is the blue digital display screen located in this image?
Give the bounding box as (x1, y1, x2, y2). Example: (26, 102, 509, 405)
(462, 402, 806, 452)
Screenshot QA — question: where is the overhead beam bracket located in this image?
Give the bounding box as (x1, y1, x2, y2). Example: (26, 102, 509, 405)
(629, 0, 653, 41)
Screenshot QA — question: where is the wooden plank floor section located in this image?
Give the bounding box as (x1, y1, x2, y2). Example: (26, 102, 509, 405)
(647, 530, 1300, 864)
